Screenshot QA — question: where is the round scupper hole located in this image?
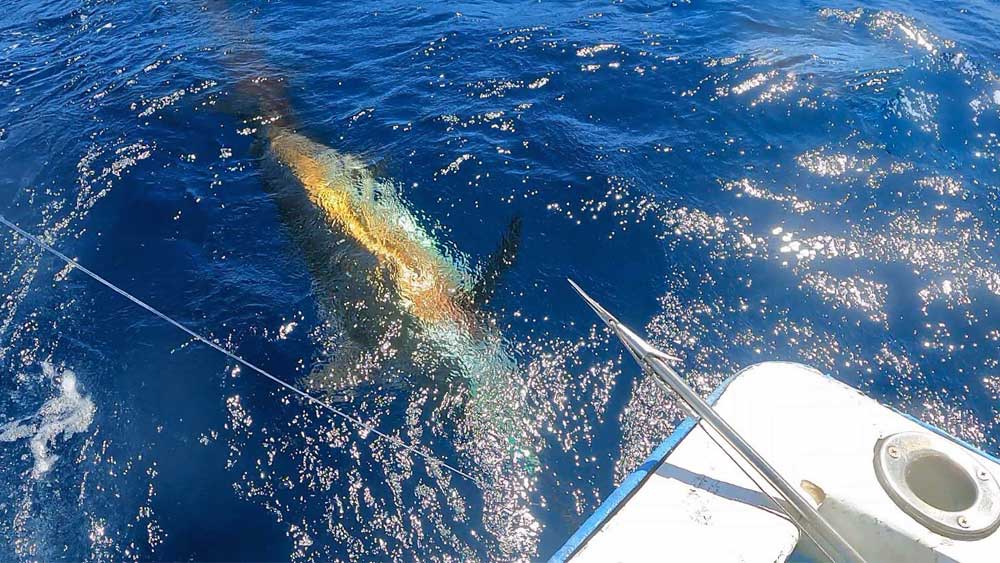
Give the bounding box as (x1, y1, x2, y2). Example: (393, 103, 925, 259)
(905, 451, 978, 512)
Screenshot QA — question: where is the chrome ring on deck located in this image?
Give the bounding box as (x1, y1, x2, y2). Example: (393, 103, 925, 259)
(875, 431, 1000, 540)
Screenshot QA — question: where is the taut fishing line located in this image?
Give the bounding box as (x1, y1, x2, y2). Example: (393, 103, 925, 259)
(0, 215, 483, 487)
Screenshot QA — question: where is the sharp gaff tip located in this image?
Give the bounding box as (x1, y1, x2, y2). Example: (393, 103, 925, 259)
(567, 279, 617, 327)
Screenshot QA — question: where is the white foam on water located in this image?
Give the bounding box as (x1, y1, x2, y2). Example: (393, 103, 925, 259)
(0, 362, 96, 478)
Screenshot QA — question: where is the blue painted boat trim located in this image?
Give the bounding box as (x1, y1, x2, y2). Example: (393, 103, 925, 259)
(548, 363, 1000, 562)
(548, 370, 743, 562)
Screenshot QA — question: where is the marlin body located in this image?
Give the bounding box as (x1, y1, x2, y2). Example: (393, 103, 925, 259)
(258, 122, 521, 405)
(255, 122, 539, 547)
(257, 123, 535, 470)
(204, 4, 538, 541)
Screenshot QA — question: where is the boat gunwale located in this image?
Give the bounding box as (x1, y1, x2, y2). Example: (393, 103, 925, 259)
(547, 365, 742, 562)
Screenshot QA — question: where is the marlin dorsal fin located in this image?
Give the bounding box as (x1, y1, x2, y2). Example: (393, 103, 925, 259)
(471, 216, 522, 305)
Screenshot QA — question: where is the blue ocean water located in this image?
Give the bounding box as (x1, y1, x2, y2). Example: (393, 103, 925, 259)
(2, 0, 999, 560)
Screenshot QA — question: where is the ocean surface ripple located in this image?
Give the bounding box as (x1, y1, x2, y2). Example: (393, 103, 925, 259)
(1, 0, 999, 561)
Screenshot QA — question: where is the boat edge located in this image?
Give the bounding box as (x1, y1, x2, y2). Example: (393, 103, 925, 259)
(546, 363, 745, 562)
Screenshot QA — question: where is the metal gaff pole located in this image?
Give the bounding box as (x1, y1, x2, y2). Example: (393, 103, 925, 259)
(568, 280, 866, 563)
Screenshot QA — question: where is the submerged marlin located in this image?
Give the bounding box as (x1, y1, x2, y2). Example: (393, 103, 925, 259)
(231, 77, 532, 466)
(199, 6, 539, 545)
(265, 119, 521, 394)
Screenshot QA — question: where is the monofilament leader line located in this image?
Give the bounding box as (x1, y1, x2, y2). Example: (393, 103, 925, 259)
(0, 215, 483, 487)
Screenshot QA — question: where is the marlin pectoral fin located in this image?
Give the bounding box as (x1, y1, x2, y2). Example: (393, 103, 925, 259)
(303, 363, 357, 403)
(303, 340, 381, 402)
(471, 215, 522, 306)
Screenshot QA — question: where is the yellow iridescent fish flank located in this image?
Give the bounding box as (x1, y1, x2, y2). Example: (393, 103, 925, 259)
(266, 126, 474, 331)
